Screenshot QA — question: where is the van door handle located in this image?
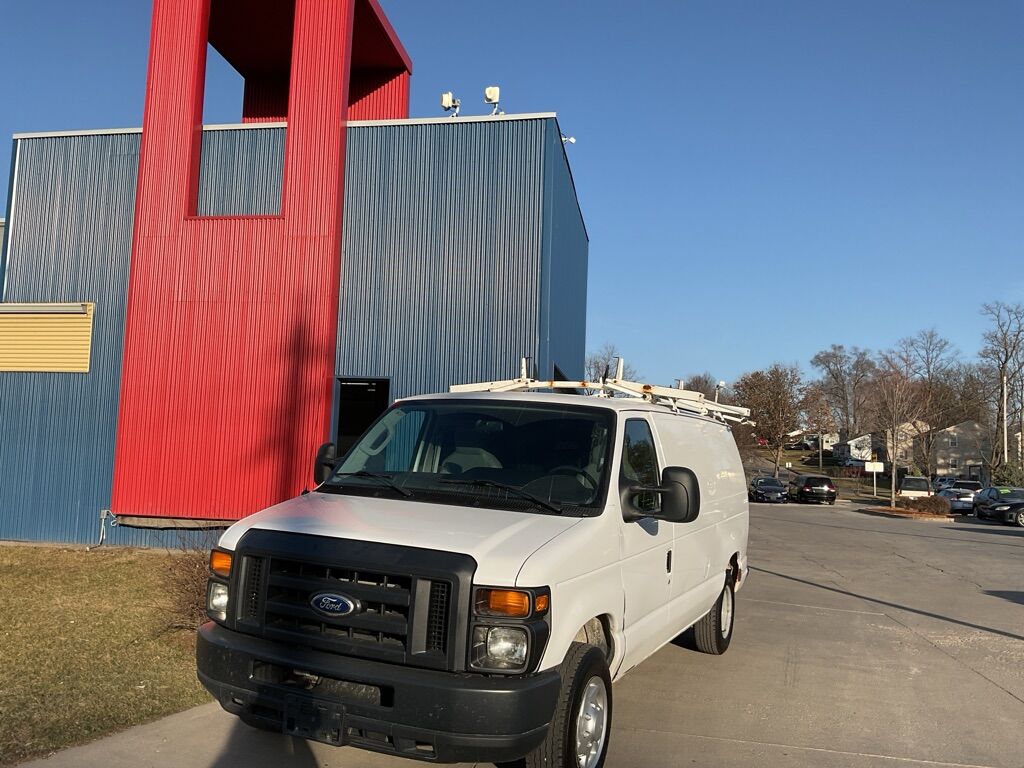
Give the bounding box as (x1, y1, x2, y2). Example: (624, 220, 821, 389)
(666, 550, 672, 573)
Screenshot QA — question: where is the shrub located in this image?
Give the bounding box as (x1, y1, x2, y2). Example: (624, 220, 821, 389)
(894, 495, 951, 515)
(164, 549, 210, 631)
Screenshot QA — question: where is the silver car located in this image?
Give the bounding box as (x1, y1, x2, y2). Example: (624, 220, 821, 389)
(939, 481, 983, 513)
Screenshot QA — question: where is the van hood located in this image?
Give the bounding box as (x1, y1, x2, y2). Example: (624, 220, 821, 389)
(217, 491, 583, 586)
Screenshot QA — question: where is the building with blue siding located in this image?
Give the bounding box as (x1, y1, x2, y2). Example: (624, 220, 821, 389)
(0, 115, 588, 544)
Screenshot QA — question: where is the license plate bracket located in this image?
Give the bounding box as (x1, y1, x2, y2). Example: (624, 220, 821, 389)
(283, 695, 345, 745)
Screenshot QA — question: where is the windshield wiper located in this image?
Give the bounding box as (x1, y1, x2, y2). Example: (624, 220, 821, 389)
(439, 479, 562, 515)
(328, 471, 412, 497)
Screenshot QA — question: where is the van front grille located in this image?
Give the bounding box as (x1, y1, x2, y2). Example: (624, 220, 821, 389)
(229, 532, 473, 671)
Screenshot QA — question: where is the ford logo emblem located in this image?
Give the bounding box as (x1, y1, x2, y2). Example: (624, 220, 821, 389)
(309, 592, 360, 618)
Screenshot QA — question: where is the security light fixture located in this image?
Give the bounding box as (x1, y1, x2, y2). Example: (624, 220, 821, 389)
(484, 85, 503, 115)
(561, 133, 576, 144)
(441, 91, 461, 118)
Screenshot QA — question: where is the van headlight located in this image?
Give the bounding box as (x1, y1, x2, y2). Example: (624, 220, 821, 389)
(207, 581, 230, 621)
(471, 626, 529, 670)
(468, 586, 550, 673)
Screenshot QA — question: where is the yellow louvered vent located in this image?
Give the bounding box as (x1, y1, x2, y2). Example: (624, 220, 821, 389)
(0, 303, 95, 373)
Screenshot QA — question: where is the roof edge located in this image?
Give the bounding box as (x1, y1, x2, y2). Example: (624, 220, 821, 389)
(12, 113, 560, 140)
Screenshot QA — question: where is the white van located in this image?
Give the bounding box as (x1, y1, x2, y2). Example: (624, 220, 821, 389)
(197, 378, 749, 768)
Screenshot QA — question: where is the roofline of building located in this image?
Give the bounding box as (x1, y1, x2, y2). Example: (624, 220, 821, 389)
(10, 113, 560, 140)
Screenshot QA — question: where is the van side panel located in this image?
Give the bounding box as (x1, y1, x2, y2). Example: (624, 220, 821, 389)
(652, 413, 748, 632)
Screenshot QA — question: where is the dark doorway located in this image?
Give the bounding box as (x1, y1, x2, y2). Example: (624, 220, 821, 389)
(335, 378, 390, 455)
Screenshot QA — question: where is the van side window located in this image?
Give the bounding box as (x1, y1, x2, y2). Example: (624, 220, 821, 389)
(621, 419, 661, 513)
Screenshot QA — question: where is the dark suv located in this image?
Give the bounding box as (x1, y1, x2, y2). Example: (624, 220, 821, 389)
(788, 474, 837, 505)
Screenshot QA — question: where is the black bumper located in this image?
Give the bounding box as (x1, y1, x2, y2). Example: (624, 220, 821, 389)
(794, 491, 836, 503)
(196, 622, 560, 764)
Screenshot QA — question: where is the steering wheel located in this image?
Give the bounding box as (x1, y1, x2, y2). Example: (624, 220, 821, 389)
(550, 465, 599, 490)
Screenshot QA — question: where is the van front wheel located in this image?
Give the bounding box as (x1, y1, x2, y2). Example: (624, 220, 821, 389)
(526, 642, 612, 768)
(693, 573, 735, 655)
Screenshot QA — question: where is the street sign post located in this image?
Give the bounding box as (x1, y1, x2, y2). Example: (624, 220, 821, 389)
(865, 461, 884, 497)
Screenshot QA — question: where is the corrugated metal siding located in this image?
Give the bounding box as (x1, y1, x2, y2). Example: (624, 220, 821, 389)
(0, 116, 587, 543)
(0, 133, 160, 544)
(348, 70, 409, 121)
(335, 118, 548, 400)
(0, 303, 95, 372)
(110, 0, 358, 521)
(539, 120, 588, 379)
(196, 128, 286, 215)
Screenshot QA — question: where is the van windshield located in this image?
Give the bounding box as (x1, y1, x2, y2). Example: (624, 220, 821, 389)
(321, 400, 615, 516)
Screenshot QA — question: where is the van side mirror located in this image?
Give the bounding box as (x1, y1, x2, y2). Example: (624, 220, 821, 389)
(629, 466, 701, 523)
(314, 442, 338, 485)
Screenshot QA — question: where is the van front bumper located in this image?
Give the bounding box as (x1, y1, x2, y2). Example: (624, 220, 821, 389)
(196, 622, 560, 764)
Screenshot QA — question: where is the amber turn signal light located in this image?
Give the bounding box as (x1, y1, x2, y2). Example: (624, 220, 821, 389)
(210, 550, 233, 577)
(534, 594, 549, 613)
(476, 588, 531, 618)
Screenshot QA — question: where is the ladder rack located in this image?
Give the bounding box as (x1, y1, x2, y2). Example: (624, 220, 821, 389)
(450, 358, 752, 424)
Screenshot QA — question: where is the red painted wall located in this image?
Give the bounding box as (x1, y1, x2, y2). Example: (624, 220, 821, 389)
(111, 0, 410, 520)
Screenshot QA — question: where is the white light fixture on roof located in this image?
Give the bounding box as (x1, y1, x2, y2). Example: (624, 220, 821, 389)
(484, 85, 503, 116)
(561, 133, 576, 144)
(440, 91, 461, 118)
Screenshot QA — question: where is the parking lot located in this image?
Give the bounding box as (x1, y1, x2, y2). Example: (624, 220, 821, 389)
(24, 504, 1024, 768)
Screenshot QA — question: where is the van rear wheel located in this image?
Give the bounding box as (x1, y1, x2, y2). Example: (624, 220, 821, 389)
(526, 642, 612, 768)
(693, 573, 735, 655)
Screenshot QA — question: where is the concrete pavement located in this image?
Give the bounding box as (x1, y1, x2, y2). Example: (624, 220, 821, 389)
(21, 504, 1024, 768)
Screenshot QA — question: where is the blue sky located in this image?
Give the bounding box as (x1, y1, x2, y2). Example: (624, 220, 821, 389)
(2, 1, 1021, 385)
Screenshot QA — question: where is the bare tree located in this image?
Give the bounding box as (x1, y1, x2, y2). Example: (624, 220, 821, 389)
(733, 364, 803, 478)
(873, 348, 926, 506)
(801, 382, 837, 470)
(810, 345, 876, 439)
(979, 302, 1024, 470)
(900, 330, 955, 478)
(681, 372, 730, 403)
(584, 343, 639, 382)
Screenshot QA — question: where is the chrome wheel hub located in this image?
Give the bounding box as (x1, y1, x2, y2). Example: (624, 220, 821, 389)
(575, 676, 608, 768)
(720, 584, 734, 639)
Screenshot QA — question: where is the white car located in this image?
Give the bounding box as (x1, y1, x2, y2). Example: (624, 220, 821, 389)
(196, 382, 750, 768)
(899, 476, 932, 498)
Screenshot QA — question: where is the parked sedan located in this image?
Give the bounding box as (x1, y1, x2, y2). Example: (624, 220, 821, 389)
(749, 476, 788, 503)
(938, 488, 973, 512)
(974, 487, 1024, 526)
(788, 474, 837, 505)
(940, 480, 983, 514)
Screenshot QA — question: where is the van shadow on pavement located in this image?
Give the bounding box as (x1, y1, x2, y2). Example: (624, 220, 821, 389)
(209, 722, 319, 768)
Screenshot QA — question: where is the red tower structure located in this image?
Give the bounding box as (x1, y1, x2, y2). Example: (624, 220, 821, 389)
(111, 0, 411, 521)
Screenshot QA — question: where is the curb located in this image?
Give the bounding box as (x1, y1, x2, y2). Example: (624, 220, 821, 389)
(854, 508, 955, 522)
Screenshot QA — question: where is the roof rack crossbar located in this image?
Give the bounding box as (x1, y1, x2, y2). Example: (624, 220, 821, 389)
(450, 358, 753, 424)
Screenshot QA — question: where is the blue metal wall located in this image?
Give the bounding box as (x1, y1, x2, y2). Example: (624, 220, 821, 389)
(196, 127, 286, 216)
(0, 132, 157, 545)
(337, 118, 550, 399)
(539, 120, 589, 380)
(0, 116, 587, 543)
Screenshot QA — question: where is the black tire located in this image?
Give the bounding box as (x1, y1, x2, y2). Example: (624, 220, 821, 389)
(1014, 509, 1024, 528)
(693, 573, 735, 655)
(526, 643, 612, 768)
(828, 499, 836, 506)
